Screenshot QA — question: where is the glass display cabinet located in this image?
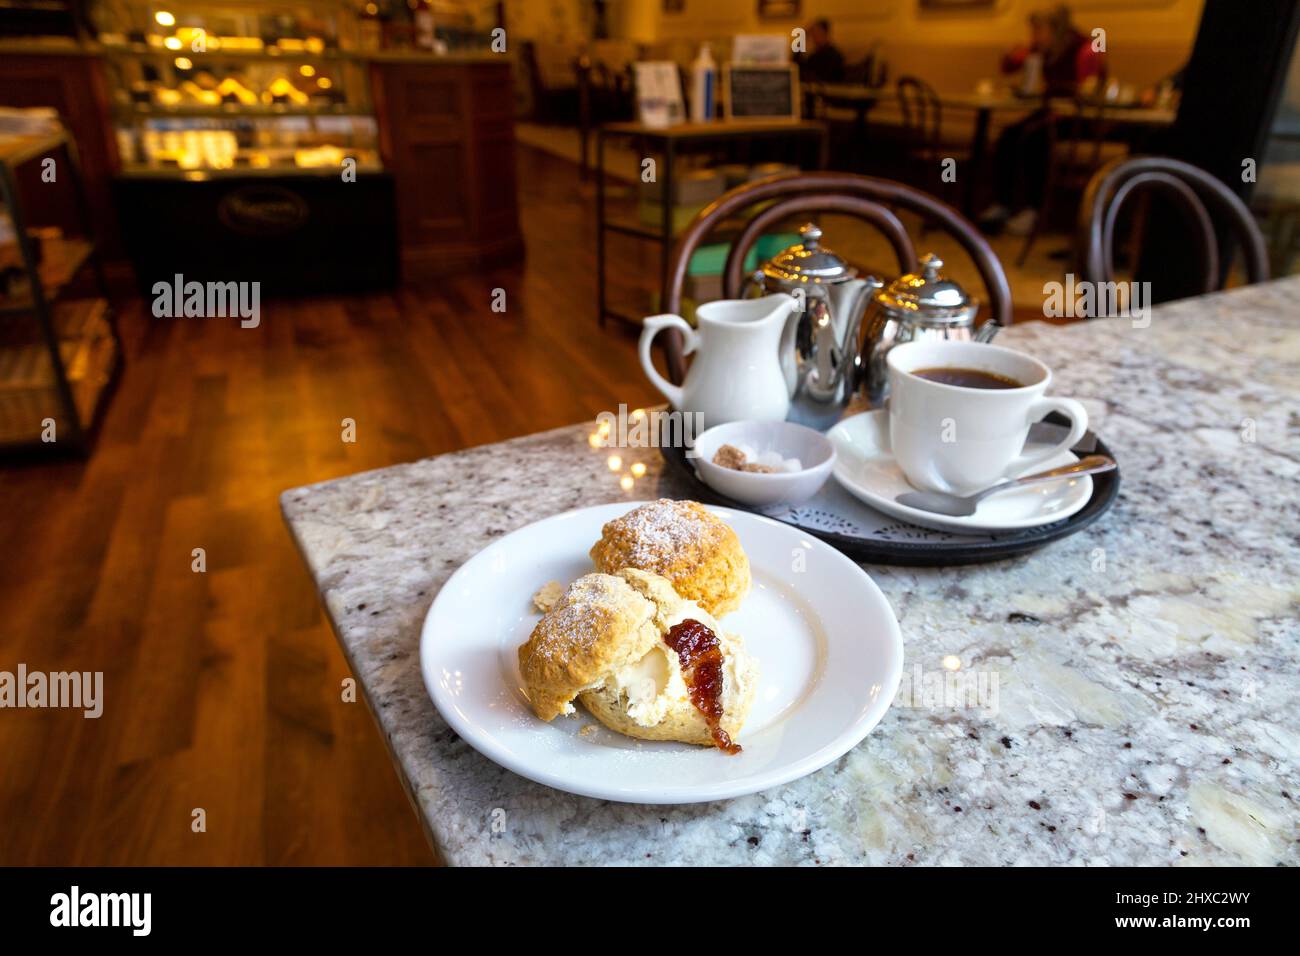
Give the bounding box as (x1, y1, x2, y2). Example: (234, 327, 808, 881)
(86, 2, 400, 294)
(0, 1, 519, 299)
(92, 1, 382, 176)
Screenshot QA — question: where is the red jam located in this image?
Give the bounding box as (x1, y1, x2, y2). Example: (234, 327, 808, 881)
(664, 619, 741, 754)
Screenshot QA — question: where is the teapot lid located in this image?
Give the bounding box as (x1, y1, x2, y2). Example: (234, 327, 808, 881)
(877, 253, 978, 323)
(760, 223, 857, 284)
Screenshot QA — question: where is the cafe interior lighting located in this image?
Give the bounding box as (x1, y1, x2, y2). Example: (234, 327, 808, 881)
(216, 36, 263, 52)
(164, 37, 182, 50)
(268, 77, 310, 106)
(154, 10, 175, 27)
(178, 81, 220, 104)
(299, 64, 316, 77)
(174, 57, 192, 70)
(215, 77, 258, 105)
(177, 27, 208, 50)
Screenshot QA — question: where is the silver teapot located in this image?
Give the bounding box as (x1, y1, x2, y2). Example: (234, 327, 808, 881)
(746, 223, 881, 430)
(859, 253, 999, 406)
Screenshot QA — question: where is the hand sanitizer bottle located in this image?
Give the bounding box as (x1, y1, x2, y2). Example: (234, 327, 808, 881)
(691, 43, 717, 123)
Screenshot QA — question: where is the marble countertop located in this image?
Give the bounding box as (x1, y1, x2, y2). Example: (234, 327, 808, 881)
(282, 277, 1300, 866)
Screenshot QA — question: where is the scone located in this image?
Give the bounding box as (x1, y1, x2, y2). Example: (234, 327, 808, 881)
(517, 568, 758, 753)
(589, 499, 751, 617)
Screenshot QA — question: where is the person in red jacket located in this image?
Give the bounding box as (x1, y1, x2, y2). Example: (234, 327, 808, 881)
(978, 4, 1107, 236)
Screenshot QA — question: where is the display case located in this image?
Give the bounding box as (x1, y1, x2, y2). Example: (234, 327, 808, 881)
(85, 2, 403, 292)
(93, 1, 382, 176)
(1, 2, 519, 291)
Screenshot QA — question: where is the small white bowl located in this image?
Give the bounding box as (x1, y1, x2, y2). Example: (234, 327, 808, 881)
(691, 420, 836, 507)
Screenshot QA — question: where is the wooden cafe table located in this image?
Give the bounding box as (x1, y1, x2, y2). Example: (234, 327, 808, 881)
(938, 91, 1176, 213)
(283, 277, 1300, 865)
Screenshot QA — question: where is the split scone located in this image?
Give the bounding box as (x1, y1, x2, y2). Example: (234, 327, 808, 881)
(517, 568, 758, 753)
(589, 499, 751, 617)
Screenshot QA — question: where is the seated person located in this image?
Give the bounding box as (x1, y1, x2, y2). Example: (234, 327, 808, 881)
(978, 4, 1106, 236)
(795, 18, 846, 84)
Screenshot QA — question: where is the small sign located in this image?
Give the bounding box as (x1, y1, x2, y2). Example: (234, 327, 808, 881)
(723, 64, 800, 122)
(634, 61, 685, 128)
(732, 34, 790, 66)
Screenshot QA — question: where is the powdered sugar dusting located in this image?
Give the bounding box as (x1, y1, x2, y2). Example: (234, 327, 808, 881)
(523, 574, 626, 664)
(604, 499, 718, 569)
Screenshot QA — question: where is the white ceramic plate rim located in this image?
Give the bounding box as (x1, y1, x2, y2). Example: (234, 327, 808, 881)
(828, 410, 1093, 533)
(419, 503, 904, 804)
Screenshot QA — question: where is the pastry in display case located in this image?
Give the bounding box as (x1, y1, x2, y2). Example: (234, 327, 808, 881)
(92, 1, 382, 175)
(1, 0, 519, 294)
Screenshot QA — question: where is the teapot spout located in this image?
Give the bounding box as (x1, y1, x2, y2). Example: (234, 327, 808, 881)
(835, 276, 883, 347)
(975, 320, 1002, 344)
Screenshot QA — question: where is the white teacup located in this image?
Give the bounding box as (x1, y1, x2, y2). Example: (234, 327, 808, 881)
(886, 340, 1088, 496)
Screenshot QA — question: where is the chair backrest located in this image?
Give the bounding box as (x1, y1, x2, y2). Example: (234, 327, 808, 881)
(844, 44, 888, 88)
(896, 75, 941, 157)
(1079, 156, 1269, 293)
(660, 171, 1012, 384)
(1055, 98, 1111, 170)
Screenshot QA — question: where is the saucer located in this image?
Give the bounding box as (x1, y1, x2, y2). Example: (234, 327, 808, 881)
(827, 410, 1094, 534)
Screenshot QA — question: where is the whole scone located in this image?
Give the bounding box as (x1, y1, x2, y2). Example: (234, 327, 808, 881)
(588, 499, 751, 617)
(517, 568, 758, 752)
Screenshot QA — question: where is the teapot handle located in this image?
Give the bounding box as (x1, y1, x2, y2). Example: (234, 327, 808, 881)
(639, 314, 697, 408)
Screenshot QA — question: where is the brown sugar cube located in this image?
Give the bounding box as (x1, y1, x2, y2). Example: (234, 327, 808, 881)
(712, 443, 748, 470)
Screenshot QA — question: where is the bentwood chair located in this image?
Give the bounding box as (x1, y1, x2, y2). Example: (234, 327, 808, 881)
(1078, 156, 1269, 293)
(657, 171, 1012, 384)
(895, 76, 970, 210)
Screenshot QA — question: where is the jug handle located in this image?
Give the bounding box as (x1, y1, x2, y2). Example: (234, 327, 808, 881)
(975, 319, 1002, 343)
(639, 313, 697, 409)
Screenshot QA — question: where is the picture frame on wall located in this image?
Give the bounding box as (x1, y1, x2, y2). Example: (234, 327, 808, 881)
(918, 0, 996, 9)
(757, 0, 801, 18)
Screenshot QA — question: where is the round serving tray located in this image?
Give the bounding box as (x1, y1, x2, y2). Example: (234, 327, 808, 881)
(660, 426, 1121, 567)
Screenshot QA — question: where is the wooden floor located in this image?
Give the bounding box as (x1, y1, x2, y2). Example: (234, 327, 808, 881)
(0, 145, 661, 865)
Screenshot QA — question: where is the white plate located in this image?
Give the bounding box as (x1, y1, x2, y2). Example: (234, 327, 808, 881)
(420, 502, 904, 804)
(828, 410, 1093, 534)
